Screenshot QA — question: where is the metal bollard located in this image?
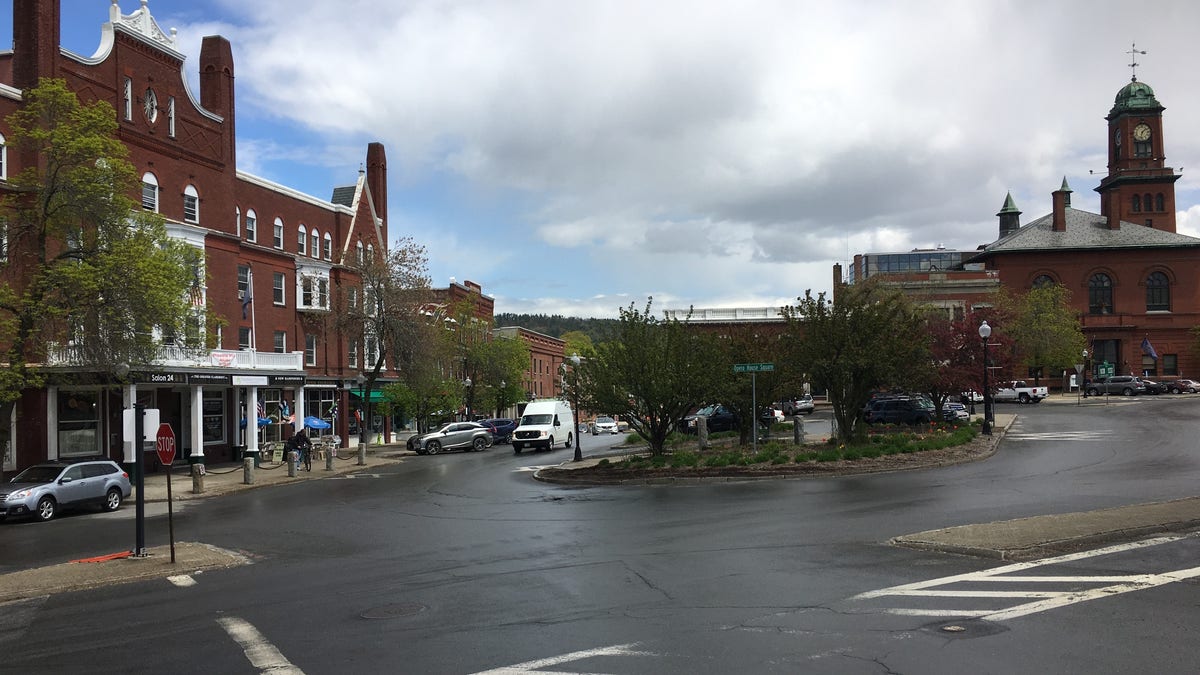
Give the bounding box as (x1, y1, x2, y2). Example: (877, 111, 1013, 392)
(191, 463, 205, 494)
(288, 451, 297, 477)
(357, 442, 367, 466)
(243, 456, 254, 484)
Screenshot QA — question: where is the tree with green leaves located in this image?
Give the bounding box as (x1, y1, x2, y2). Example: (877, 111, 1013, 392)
(578, 299, 723, 455)
(560, 330, 596, 359)
(1001, 284, 1086, 385)
(0, 78, 202, 471)
(466, 333, 530, 418)
(331, 237, 431, 436)
(783, 280, 928, 443)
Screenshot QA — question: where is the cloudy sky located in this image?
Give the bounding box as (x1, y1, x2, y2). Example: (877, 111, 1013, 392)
(14, 1, 1200, 317)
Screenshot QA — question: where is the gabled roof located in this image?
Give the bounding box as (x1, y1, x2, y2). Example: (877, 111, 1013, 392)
(971, 207, 1200, 262)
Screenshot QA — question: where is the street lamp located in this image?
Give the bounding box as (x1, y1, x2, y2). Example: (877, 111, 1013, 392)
(979, 321, 992, 436)
(498, 380, 506, 418)
(569, 353, 582, 462)
(1082, 349, 1089, 398)
(464, 377, 472, 421)
(355, 373, 366, 444)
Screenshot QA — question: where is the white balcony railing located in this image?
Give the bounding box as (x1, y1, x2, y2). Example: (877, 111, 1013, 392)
(45, 343, 305, 371)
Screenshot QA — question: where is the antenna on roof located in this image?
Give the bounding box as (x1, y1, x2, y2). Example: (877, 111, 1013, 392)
(1127, 42, 1147, 82)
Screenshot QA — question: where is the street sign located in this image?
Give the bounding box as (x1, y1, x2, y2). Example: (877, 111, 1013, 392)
(733, 363, 775, 373)
(155, 423, 176, 466)
(1098, 361, 1115, 378)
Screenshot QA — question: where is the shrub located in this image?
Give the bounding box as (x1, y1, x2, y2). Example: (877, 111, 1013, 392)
(816, 449, 840, 462)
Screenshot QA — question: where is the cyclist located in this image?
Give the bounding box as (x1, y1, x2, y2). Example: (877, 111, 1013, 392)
(286, 429, 313, 471)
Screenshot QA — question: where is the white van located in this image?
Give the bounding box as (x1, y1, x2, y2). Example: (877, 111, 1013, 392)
(511, 399, 574, 453)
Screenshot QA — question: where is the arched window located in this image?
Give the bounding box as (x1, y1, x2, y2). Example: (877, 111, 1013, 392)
(310, 228, 319, 258)
(1088, 273, 1113, 315)
(367, 244, 375, 262)
(245, 209, 257, 242)
(1032, 274, 1056, 288)
(141, 172, 159, 212)
(1144, 193, 1153, 211)
(297, 225, 307, 255)
(323, 233, 332, 261)
(235, 207, 241, 237)
(1155, 193, 1165, 212)
(1132, 194, 1141, 212)
(272, 217, 284, 249)
(183, 185, 199, 223)
(356, 241, 364, 267)
(1146, 271, 1170, 312)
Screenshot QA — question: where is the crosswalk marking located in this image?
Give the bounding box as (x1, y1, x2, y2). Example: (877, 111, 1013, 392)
(852, 533, 1200, 621)
(1004, 430, 1111, 441)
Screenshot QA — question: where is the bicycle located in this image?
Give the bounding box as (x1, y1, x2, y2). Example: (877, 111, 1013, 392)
(299, 444, 312, 471)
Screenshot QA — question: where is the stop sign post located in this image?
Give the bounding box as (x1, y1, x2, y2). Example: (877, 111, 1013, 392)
(156, 423, 176, 465)
(155, 423, 178, 563)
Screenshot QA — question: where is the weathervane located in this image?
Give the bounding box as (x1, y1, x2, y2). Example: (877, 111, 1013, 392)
(1127, 42, 1147, 82)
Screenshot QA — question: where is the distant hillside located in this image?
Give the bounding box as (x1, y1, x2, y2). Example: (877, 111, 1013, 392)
(494, 313, 619, 343)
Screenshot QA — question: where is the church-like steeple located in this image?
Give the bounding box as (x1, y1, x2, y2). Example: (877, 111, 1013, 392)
(997, 192, 1022, 239)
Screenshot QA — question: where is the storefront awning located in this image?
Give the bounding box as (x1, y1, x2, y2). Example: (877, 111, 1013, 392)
(351, 390, 387, 402)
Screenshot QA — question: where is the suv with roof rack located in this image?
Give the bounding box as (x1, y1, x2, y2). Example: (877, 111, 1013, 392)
(2, 459, 131, 522)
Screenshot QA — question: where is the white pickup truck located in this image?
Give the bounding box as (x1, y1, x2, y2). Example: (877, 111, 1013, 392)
(993, 380, 1049, 404)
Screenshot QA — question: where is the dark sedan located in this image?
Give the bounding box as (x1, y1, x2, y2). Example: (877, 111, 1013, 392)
(1141, 379, 1165, 395)
(480, 418, 518, 444)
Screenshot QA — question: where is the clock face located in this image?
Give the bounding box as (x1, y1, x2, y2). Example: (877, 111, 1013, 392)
(1133, 123, 1151, 142)
(143, 89, 158, 123)
(1114, 128, 1122, 146)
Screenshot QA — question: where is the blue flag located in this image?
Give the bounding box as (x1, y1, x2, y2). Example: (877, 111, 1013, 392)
(1141, 336, 1158, 361)
(241, 269, 253, 319)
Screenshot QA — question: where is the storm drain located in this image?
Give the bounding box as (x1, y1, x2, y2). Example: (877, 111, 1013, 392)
(360, 602, 428, 619)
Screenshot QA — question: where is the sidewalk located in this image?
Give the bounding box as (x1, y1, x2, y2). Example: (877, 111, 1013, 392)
(139, 442, 414, 502)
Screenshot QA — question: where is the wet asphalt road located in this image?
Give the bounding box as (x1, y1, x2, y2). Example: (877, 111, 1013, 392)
(3, 399, 1200, 674)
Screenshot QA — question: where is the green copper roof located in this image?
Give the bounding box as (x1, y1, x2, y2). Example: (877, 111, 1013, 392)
(1110, 79, 1162, 115)
(997, 191, 1021, 215)
(1059, 176, 1072, 193)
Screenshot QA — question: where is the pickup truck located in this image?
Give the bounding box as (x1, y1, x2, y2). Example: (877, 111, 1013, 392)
(992, 380, 1049, 404)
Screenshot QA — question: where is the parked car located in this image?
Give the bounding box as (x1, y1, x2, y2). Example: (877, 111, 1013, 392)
(1085, 375, 1146, 396)
(1140, 379, 1165, 395)
(591, 416, 619, 435)
(940, 401, 971, 421)
(682, 404, 738, 433)
(865, 396, 935, 425)
(480, 418, 518, 444)
(781, 395, 815, 416)
(960, 390, 984, 404)
(407, 422, 493, 455)
(1168, 379, 1200, 394)
(2, 459, 131, 522)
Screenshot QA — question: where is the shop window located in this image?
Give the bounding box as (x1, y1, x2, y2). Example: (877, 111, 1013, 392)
(202, 391, 225, 445)
(58, 391, 101, 457)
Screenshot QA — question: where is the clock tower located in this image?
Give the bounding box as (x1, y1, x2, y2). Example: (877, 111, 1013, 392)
(1095, 75, 1180, 231)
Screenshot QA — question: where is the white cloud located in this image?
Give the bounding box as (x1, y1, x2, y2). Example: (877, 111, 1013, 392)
(151, 0, 1200, 317)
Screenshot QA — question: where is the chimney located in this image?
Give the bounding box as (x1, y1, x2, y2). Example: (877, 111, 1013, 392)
(12, 0, 60, 92)
(366, 142, 388, 235)
(1051, 178, 1072, 232)
(199, 36, 236, 166)
(1107, 191, 1122, 229)
(997, 192, 1022, 239)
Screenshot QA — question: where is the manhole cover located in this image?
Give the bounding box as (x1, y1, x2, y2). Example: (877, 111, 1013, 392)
(923, 619, 1009, 639)
(360, 602, 428, 619)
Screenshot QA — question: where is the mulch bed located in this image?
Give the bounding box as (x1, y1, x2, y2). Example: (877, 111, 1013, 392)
(535, 433, 999, 485)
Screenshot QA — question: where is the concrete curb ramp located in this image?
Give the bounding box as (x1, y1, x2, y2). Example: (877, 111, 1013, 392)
(892, 496, 1200, 561)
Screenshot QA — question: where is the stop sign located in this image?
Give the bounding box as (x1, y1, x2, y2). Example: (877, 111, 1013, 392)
(155, 423, 176, 465)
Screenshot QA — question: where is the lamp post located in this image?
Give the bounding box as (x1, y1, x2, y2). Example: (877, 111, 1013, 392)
(979, 321, 992, 436)
(464, 377, 473, 421)
(1082, 349, 1089, 398)
(355, 373, 366, 444)
(498, 380, 506, 418)
(569, 353, 582, 462)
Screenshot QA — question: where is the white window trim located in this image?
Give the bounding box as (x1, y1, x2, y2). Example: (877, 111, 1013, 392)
(297, 225, 307, 256)
(273, 271, 286, 306)
(245, 209, 257, 242)
(310, 228, 319, 259)
(305, 334, 317, 366)
(141, 172, 159, 212)
(123, 78, 133, 121)
(274, 330, 287, 353)
(183, 184, 199, 223)
(323, 233, 332, 261)
(273, 217, 284, 250)
(167, 96, 176, 137)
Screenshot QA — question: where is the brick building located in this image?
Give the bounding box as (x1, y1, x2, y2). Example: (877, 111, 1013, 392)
(0, 1, 395, 473)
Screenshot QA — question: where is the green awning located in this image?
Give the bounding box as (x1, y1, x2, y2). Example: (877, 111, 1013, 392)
(351, 390, 387, 402)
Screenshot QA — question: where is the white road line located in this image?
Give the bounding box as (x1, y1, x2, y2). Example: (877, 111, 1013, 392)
(217, 616, 305, 675)
(167, 574, 196, 587)
(471, 643, 656, 675)
(852, 532, 1200, 621)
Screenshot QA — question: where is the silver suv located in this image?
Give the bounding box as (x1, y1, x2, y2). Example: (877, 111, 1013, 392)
(1085, 375, 1146, 396)
(2, 460, 132, 522)
(407, 422, 493, 455)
